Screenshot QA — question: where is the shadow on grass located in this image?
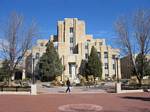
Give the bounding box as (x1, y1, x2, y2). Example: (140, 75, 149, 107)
(121, 96, 150, 102)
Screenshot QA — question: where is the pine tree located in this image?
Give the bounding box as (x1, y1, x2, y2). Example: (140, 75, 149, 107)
(86, 46, 102, 80)
(38, 41, 63, 81)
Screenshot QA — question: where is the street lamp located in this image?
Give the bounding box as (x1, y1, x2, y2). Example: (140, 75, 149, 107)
(115, 55, 121, 93)
(32, 57, 35, 84)
(31, 56, 37, 95)
(115, 56, 119, 83)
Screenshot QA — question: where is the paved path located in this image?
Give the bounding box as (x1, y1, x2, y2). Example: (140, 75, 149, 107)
(37, 82, 115, 94)
(38, 86, 107, 94)
(0, 92, 149, 112)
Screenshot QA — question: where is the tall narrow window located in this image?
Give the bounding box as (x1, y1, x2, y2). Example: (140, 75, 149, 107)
(70, 47, 74, 54)
(113, 64, 115, 70)
(85, 41, 89, 49)
(85, 44, 88, 49)
(69, 64, 72, 75)
(97, 52, 101, 60)
(70, 27, 74, 33)
(112, 55, 115, 59)
(36, 53, 40, 59)
(85, 53, 88, 59)
(105, 63, 108, 69)
(70, 37, 73, 43)
(104, 52, 108, 58)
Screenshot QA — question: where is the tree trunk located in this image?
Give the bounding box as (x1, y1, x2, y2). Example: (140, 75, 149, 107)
(137, 76, 142, 87)
(8, 72, 15, 86)
(8, 77, 11, 86)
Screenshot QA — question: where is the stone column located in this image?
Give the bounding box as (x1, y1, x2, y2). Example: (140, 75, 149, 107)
(115, 82, 121, 93)
(22, 69, 26, 80)
(31, 84, 37, 95)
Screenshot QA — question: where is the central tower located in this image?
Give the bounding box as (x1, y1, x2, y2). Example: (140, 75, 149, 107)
(56, 18, 86, 82)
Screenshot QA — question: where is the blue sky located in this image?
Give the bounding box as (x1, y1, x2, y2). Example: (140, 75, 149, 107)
(0, 0, 150, 47)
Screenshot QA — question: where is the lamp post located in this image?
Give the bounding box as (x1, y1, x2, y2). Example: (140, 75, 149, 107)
(116, 56, 119, 83)
(115, 55, 121, 93)
(31, 56, 37, 95)
(32, 57, 35, 84)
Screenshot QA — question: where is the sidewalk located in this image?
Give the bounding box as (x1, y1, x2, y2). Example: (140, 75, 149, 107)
(37, 83, 108, 94)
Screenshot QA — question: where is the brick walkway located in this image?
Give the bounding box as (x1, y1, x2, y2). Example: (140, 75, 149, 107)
(0, 92, 149, 112)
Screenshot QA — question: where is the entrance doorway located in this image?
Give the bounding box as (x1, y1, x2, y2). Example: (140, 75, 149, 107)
(69, 63, 76, 80)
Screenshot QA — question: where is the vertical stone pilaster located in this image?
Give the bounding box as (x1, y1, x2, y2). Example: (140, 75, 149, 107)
(22, 69, 26, 80)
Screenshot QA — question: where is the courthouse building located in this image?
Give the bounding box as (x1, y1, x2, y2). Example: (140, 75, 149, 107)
(24, 18, 121, 82)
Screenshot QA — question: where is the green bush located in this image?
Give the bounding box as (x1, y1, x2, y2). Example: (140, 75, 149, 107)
(78, 75, 87, 86)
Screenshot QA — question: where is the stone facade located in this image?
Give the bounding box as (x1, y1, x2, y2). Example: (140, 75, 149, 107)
(23, 39, 48, 79)
(24, 18, 121, 82)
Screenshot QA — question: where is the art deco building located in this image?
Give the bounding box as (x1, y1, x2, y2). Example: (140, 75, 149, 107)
(24, 18, 121, 82)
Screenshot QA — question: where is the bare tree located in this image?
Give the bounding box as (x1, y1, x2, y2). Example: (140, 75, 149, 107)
(0, 12, 38, 85)
(115, 9, 150, 85)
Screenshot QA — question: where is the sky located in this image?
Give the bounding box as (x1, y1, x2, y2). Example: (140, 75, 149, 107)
(0, 0, 150, 47)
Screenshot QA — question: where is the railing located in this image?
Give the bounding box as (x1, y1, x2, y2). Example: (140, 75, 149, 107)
(121, 84, 150, 90)
(0, 86, 31, 92)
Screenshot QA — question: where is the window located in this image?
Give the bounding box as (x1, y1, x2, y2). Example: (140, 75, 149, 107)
(99, 42, 103, 46)
(70, 27, 74, 33)
(85, 45, 88, 49)
(70, 37, 73, 43)
(87, 40, 91, 42)
(104, 52, 108, 58)
(95, 42, 97, 46)
(85, 53, 88, 59)
(112, 55, 116, 59)
(36, 53, 40, 59)
(70, 47, 73, 53)
(39, 63, 42, 69)
(40, 43, 44, 46)
(113, 64, 115, 70)
(97, 52, 101, 59)
(85, 42, 89, 49)
(105, 63, 108, 69)
(69, 64, 72, 75)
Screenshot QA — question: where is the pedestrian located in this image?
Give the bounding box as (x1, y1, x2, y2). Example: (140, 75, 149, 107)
(66, 78, 71, 93)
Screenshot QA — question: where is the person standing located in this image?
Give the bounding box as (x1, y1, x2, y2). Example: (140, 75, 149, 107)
(66, 78, 71, 93)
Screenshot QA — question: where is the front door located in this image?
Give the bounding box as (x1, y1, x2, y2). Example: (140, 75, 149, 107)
(69, 63, 76, 79)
